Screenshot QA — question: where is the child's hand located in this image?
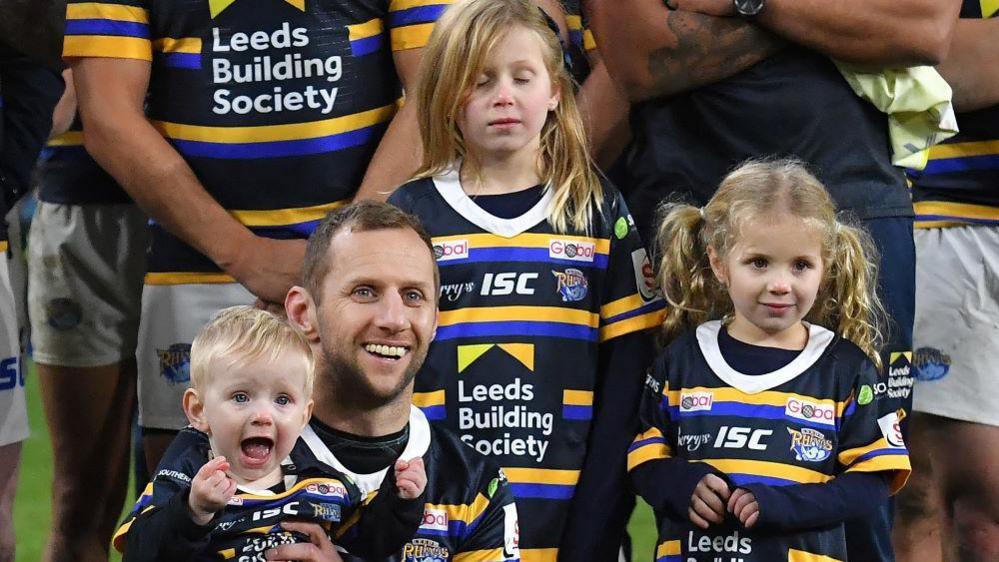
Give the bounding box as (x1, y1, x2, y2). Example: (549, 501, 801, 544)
(689, 473, 731, 529)
(394, 457, 427, 500)
(188, 456, 237, 525)
(727, 488, 760, 528)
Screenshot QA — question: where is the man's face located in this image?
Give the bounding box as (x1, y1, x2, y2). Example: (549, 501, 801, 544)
(311, 227, 438, 408)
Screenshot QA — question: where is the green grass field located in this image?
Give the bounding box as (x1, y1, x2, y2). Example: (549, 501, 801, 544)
(13, 362, 658, 561)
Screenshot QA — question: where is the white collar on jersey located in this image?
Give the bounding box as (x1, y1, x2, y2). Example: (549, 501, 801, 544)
(297, 405, 432, 496)
(695, 320, 835, 394)
(433, 164, 554, 238)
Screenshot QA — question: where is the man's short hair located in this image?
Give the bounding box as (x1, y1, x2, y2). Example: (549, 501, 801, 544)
(190, 305, 315, 397)
(302, 201, 439, 301)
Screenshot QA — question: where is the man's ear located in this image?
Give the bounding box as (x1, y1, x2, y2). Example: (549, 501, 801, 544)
(707, 245, 728, 288)
(183, 388, 210, 434)
(286, 285, 319, 342)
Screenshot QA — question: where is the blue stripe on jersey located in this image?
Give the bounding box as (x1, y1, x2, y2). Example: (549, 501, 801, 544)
(628, 436, 667, 453)
(350, 35, 384, 56)
(842, 400, 857, 418)
(668, 403, 837, 430)
(569, 29, 583, 47)
(435, 321, 598, 342)
(603, 300, 667, 325)
(420, 405, 446, 420)
(562, 405, 592, 420)
(389, 5, 449, 27)
(65, 19, 149, 38)
(922, 154, 999, 174)
(169, 123, 387, 159)
(656, 556, 683, 562)
(728, 473, 799, 487)
(916, 214, 999, 226)
(851, 448, 909, 466)
(510, 483, 575, 500)
(438, 247, 610, 269)
(159, 52, 201, 69)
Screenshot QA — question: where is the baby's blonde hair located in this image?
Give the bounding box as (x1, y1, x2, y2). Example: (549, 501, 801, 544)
(655, 159, 887, 369)
(412, 0, 603, 233)
(190, 306, 315, 397)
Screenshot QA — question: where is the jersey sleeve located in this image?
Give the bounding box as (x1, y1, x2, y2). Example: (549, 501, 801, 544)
(386, 0, 454, 52)
(113, 429, 213, 559)
(64, 0, 153, 61)
(836, 359, 911, 494)
(598, 191, 666, 343)
(451, 467, 520, 562)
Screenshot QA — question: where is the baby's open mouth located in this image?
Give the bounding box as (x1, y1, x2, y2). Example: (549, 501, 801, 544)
(241, 437, 274, 461)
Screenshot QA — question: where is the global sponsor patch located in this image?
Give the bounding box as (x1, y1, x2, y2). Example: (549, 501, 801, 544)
(679, 391, 713, 412)
(549, 239, 596, 263)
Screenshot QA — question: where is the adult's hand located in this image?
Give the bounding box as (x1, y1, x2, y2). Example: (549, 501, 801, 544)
(265, 522, 343, 562)
(228, 237, 307, 305)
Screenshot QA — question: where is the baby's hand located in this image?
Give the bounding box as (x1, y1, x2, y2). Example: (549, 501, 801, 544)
(394, 457, 427, 500)
(188, 456, 237, 525)
(727, 488, 760, 528)
(689, 473, 731, 529)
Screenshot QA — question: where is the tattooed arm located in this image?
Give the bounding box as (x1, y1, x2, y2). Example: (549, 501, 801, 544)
(680, 0, 960, 66)
(587, 0, 782, 103)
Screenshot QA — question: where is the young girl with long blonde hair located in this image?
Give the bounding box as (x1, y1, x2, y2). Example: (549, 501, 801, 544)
(388, 0, 665, 558)
(627, 159, 911, 562)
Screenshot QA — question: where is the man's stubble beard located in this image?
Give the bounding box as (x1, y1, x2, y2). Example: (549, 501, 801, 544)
(317, 339, 427, 412)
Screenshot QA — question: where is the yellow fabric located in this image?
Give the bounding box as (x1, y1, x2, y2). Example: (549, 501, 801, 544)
(835, 63, 958, 171)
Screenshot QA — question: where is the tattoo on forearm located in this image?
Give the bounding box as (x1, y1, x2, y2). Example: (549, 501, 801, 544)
(647, 12, 781, 96)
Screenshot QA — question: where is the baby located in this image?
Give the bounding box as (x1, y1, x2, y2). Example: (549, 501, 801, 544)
(115, 306, 426, 561)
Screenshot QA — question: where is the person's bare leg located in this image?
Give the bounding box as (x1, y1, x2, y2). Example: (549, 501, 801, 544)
(40, 360, 135, 562)
(142, 431, 178, 479)
(937, 418, 999, 562)
(894, 412, 947, 562)
(0, 441, 22, 562)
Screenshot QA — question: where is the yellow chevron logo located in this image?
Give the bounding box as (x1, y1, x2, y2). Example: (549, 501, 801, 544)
(209, 0, 305, 19)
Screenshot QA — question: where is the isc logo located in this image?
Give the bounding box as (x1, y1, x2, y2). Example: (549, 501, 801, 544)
(714, 426, 772, 450)
(0, 357, 23, 391)
(251, 501, 299, 521)
(481, 272, 538, 296)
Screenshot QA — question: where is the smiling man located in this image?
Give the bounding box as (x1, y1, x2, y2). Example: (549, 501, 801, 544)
(277, 201, 520, 561)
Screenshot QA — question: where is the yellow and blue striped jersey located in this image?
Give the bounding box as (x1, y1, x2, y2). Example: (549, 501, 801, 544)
(63, 0, 451, 281)
(629, 322, 910, 562)
(910, 0, 998, 229)
(390, 172, 665, 561)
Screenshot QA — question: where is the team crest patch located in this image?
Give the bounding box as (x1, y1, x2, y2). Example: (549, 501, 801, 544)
(552, 268, 588, 302)
(307, 501, 342, 522)
(787, 427, 833, 462)
(157, 344, 192, 384)
(45, 298, 83, 331)
(402, 538, 450, 562)
(913, 347, 950, 381)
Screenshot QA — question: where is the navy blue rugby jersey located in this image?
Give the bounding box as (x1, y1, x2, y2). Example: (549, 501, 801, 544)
(114, 427, 371, 562)
(390, 171, 665, 561)
(624, 45, 910, 241)
(63, 0, 450, 282)
(295, 407, 521, 562)
(910, 0, 999, 229)
(629, 322, 911, 562)
(37, 116, 131, 205)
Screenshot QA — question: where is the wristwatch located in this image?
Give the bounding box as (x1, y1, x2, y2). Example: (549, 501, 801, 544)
(733, 0, 765, 16)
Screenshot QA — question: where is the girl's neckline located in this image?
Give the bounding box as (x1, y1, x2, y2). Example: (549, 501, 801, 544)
(696, 320, 835, 394)
(433, 165, 554, 238)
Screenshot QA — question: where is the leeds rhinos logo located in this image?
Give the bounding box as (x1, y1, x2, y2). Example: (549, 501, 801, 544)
(402, 538, 450, 562)
(787, 427, 833, 462)
(552, 268, 588, 302)
(157, 344, 191, 384)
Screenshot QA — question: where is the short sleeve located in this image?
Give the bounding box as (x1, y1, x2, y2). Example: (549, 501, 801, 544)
(836, 360, 911, 494)
(452, 467, 520, 562)
(626, 356, 673, 472)
(598, 191, 666, 343)
(64, 1, 153, 61)
(387, 0, 454, 52)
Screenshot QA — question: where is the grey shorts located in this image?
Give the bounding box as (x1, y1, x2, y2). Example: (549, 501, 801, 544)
(912, 225, 999, 426)
(0, 247, 28, 446)
(137, 280, 255, 429)
(27, 202, 147, 367)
